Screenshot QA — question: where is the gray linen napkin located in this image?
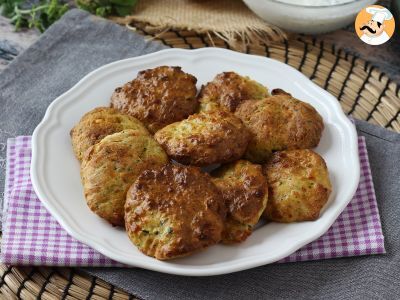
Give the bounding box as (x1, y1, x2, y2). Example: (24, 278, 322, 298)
(1, 9, 399, 299)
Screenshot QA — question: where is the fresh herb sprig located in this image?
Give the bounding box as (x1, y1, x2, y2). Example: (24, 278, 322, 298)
(0, 0, 138, 32)
(76, 0, 137, 17)
(0, 0, 69, 32)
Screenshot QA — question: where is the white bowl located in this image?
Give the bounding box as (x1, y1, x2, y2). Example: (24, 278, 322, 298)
(244, 0, 376, 34)
(31, 48, 359, 276)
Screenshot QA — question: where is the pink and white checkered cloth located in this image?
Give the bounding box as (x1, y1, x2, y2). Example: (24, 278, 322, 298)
(1, 136, 385, 266)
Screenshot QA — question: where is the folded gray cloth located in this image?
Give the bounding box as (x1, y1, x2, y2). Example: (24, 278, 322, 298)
(1, 9, 399, 300)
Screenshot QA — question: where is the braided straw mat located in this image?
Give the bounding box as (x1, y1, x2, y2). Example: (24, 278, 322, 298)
(1, 26, 400, 300)
(111, 0, 286, 49)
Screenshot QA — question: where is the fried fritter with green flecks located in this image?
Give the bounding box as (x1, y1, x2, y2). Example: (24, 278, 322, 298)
(263, 149, 332, 222)
(125, 164, 226, 260)
(80, 129, 168, 226)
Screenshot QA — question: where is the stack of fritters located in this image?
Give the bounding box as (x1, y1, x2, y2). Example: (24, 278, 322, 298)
(70, 107, 149, 162)
(71, 66, 332, 260)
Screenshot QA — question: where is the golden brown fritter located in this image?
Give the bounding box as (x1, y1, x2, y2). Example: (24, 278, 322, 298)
(70, 107, 149, 162)
(198, 72, 269, 112)
(154, 110, 251, 166)
(125, 164, 226, 260)
(111, 66, 198, 133)
(211, 160, 268, 244)
(80, 129, 168, 226)
(263, 150, 332, 222)
(235, 92, 324, 163)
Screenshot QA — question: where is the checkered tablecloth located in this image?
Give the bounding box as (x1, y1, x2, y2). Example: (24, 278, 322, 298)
(0, 136, 385, 266)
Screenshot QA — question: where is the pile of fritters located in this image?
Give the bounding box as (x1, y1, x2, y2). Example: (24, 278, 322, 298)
(71, 66, 332, 260)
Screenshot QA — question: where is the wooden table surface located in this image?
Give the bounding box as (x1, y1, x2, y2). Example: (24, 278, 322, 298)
(1, 14, 400, 84)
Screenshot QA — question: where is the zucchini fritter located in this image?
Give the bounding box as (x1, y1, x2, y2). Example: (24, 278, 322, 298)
(263, 149, 332, 222)
(212, 160, 268, 244)
(111, 66, 198, 133)
(125, 164, 226, 260)
(198, 72, 269, 112)
(70, 107, 149, 162)
(235, 92, 324, 163)
(80, 129, 168, 226)
(154, 110, 251, 166)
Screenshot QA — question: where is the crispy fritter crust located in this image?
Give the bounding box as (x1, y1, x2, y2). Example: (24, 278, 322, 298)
(198, 72, 269, 112)
(80, 129, 168, 226)
(70, 107, 149, 162)
(212, 160, 268, 244)
(263, 150, 332, 222)
(154, 110, 251, 166)
(111, 66, 198, 133)
(235, 92, 324, 163)
(125, 164, 226, 260)
(270, 88, 290, 96)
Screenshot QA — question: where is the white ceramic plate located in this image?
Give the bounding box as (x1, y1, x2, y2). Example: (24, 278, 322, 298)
(31, 48, 359, 276)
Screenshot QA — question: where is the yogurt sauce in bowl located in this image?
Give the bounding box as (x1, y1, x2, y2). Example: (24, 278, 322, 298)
(243, 0, 377, 34)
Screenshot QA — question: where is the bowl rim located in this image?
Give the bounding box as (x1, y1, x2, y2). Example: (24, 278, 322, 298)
(257, 0, 373, 9)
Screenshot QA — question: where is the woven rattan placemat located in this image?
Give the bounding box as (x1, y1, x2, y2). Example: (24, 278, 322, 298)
(0, 31, 399, 299)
